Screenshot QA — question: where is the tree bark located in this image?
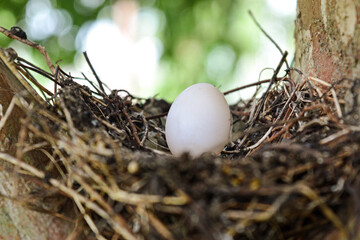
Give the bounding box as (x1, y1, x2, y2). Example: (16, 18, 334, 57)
(0, 49, 74, 240)
(294, 0, 360, 83)
(294, 1, 360, 239)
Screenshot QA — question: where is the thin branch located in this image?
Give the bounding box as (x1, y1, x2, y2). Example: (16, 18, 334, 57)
(145, 112, 168, 120)
(140, 113, 149, 146)
(0, 96, 16, 131)
(83, 51, 106, 96)
(248, 11, 290, 71)
(0, 26, 56, 75)
(81, 72, 104, 97)
(121, 106, 141, 146)
(224, 79, 272, 95)
(250, 51, 288, 126)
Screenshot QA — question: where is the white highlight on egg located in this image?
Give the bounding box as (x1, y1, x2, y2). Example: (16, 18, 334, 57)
(165, 83, 231, 158)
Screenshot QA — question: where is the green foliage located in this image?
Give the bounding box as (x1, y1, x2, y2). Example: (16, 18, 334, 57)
(151, 0, 263, 99)
(0, 0, 294, 100)
(0, 0, 24, 46)
(1, 0, 110, 65)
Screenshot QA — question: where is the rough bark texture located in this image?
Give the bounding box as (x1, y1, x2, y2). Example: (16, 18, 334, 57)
(0, 50, 74, 240)
(294, 0, 360, 83)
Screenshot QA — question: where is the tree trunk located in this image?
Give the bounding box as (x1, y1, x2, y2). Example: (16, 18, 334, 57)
(294, 0, 359, 83)
(294, 1, 360, 239)
(0, 49, 74, 240)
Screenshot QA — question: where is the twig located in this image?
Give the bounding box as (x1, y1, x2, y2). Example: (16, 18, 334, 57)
(296, 184, 348, 239)
(274, 83, 299, 123)
(224, 79, 271, 95)
(140, 113, 149, 146)
(16, 66, 53, 96)
(80, 88, 107, 107)
(248, 11, 290, 71)
(81, 72, 104, 97)
(223, 77, 292, 96)
(224, 193, 289, 221)
(72, 197, 107, 240)
(250, 51, 288, 126)
(308, 76, 343, 118)
(244, 126, 273, 151)
(0, 96, 16, 131)
(0, 26, 55, 74)
(121, 106, 141, 146)
(109, 91, 141, 146)
(83, 51, 106, 96)
(147, 211, 176, 240)
(16, 57, 55, 81)
(266, 104, 323, 143)
(330, 88, 343, 118)
(0, 152, 44, 178)
(145, 111, 168, 120)
(95, 115, 126, 136)
(319, 129, 350, 145)
(54, 65, 60, 93)
(39, 148, 67, 180)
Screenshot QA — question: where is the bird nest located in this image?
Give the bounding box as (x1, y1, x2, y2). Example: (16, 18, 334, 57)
(0, 31, 360, 240)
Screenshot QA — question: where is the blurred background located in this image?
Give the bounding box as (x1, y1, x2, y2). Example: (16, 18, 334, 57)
(0, 0, 296, 103)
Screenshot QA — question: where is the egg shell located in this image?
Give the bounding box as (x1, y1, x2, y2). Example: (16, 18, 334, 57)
(165, 83, 231, 158)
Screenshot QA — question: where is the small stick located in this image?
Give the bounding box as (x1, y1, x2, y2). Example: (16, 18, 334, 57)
(244, 126, 273, 151)
(267, 104, 324, 143)
(308, 76, 343, 118)
(0, 152, 44, 178)
(296, 184, 348, 238)
(81, 73, 104, 97)
(223, 79, 271, 95)
(16, 57, 55, 80)
(95, 115, 125, 136)
(224, 77, 291, 95)
(140, 113, 149, 146)
(147, 211, 176, 240)
(0, 96, 16, 131)
(250, 51, 288, 126)
(274, 82, 299, 123)
(320, 78, 351, 99)
(83, 51, 106, 96)
(224, 193, 289, 221)
(0, 26, 55, 75)
(54, 65, 60, 93)
(16, 67, 53, 96)
(308, 76, 331, 87)
(246, 81, 299, 152)
(145, 112, 168, 120)
(121, 106, 141, 145)
(331, 88, 343, 118)
(110, 90, 141, 146)
(70, 184, 107, 240)
(319, 129, 349, 145)
(248, 11, 290, 71)
(79, 88, 107, 107)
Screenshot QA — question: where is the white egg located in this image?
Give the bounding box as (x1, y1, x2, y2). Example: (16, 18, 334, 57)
(165, 83, 231, 158)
